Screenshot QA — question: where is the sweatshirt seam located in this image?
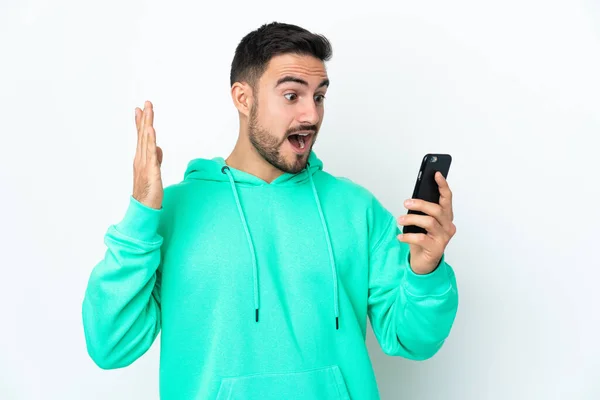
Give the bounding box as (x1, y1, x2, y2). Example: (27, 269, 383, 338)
(403, 265, 454, 298)
(110, 225, 163, 247)
(370, 215, 396, 255)
(403, 283, 453, 299)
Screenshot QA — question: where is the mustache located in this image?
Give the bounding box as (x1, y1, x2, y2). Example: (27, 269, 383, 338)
(286, 125, 318, 136)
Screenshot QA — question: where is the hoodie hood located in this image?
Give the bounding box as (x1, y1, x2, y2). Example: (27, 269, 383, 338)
(183, 151, 324, 186)
(180, 150, 340, 330)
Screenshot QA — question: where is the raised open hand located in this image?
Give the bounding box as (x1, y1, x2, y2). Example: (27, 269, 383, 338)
(132, 100, 163, 210)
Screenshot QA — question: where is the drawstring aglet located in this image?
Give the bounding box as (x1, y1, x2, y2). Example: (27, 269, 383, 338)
(256, 309, 259, 322)
(336, 317, 339, 330)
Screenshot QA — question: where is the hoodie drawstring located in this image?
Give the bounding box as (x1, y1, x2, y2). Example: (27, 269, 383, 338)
(222, 166, 260, 323)
(221, 164, 340, 330)
(306, 164, 340, 330)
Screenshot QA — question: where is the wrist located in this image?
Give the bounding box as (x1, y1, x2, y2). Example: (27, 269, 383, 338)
(409, 254, 442, 275)
(404, 254, 451, 296)
(115, 196, 163, 241)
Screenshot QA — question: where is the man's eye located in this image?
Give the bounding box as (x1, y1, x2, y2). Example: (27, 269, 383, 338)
(315, 95, 326, 104)
(284, 93, 297, 101)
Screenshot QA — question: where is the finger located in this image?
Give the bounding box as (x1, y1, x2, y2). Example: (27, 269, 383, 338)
(435, 171, 453, 211)
(147, 126, 157, 164)
(144, 100, 154, 127)
(137, 105, 148, 160)
(404, 198, 443, 220)
(135, 107, 142, 131)
(135, 107, 143, 160)
(397, 214, 444, 236)
(397, 232, 434, 247)
(142, 101, 153, 164)
(141, 104, 149, 164)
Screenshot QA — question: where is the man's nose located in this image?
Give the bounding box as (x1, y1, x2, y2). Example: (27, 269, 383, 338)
(298, 98, 320, 125)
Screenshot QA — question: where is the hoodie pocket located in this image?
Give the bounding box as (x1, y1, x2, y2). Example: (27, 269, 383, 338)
(215, 365, 350, 400)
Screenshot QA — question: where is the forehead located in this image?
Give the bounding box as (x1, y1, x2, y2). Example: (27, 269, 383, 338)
(262, 53, 328, 85)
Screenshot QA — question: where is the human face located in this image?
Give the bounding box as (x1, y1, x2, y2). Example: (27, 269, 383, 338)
(248, 53, 329, 174)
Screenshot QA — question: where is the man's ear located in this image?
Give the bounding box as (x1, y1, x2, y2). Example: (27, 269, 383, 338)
(231, 82, 254, 117)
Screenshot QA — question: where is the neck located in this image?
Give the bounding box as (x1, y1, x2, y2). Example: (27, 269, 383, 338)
(225, 137, 284, 184)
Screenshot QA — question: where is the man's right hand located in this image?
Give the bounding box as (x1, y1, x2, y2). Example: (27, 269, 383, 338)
(133, 100, 163, 210)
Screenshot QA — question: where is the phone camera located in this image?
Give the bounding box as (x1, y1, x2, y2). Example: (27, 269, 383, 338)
(430, 156, 438, 163)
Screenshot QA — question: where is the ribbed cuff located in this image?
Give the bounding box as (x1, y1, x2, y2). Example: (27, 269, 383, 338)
(115, 196, 162, 242)
(403, 253, 452, 297)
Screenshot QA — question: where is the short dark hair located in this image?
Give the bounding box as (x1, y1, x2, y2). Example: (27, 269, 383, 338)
(230, 22, 333, 89)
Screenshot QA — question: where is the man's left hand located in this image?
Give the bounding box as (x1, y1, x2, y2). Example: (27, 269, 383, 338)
(396, 172, 456, 275)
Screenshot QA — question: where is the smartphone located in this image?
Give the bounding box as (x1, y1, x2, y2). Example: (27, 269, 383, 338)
(402, 153, 452, 235)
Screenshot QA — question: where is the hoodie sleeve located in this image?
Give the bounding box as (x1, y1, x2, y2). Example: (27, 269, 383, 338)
(81, 196, 164, 369)
(366, 199, 459, 360)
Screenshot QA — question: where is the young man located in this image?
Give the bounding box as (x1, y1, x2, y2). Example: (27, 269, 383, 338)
(82, 22, 459, 400)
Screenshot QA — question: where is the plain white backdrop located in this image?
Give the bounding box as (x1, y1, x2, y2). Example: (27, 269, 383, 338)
(1, 0, 599, 399)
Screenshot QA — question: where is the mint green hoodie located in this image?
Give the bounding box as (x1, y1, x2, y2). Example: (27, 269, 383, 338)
(82, 151, 458, 399)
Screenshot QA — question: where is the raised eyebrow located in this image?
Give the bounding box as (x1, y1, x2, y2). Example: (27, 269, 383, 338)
(275, 76, 330, 89)
(276, 76, 307, 87)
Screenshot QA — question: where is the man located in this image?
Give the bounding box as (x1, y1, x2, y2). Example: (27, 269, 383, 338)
(82, 21, 459, 400)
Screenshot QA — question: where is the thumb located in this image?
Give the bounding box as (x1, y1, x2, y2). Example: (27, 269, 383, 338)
(156, 146, 163, 166)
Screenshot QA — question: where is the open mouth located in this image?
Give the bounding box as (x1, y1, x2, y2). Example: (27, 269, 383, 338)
(287, 132, 313, 153)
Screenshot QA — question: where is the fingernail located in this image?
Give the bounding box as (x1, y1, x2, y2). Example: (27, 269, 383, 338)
(405, 199, 413, 206)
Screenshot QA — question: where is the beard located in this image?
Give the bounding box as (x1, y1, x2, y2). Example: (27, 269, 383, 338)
(248, 104, 318, 174)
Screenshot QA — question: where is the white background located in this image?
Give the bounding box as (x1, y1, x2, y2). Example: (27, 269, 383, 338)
(1, 0, 599, 399)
